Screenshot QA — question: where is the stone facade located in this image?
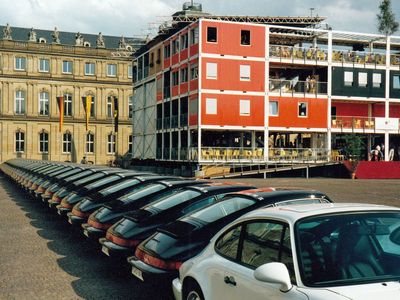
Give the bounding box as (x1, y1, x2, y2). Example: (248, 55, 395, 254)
(0, 28, 138, 164)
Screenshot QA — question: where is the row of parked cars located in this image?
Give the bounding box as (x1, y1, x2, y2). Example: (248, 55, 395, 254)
(2, 159, 400, 300)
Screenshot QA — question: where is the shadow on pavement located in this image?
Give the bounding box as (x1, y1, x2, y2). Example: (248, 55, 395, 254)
(1, 175, 172, 300)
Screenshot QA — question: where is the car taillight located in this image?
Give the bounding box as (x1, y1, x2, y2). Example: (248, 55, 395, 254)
(105, 231, 140, 248)
(60, 199, 73, 209)
(88, 218, 111, 230)
(71, 208, 90, 218)
(37, 186, 45, 193)
(135, 248, 182, 270)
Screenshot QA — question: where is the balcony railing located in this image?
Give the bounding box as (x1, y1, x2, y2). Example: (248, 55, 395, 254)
(269, 79, 327, 97)
(269, 45, 400, 68)
(188, 147, 329, 162)
(332, 116, 376, 130)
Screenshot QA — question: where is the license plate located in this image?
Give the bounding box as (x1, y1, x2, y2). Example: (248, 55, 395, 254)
(102, 246, 110, 256)
(83, 229, 89, 238)
(131, 266, 144, 281)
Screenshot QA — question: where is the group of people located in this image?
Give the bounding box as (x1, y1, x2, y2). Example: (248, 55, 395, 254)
(370, 144, 400, 161)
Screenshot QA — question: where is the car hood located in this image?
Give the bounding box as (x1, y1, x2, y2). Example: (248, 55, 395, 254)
(300, 281, 400, 300)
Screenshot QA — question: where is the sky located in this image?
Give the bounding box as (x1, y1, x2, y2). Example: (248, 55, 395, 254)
(1, 0, 399, 38)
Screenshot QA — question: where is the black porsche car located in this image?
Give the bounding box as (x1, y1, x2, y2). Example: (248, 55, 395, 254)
(81, 179, 208, 241)
(127, 188, 332, 285)
(99, 183, 256, 258)
(67, 175, 177, 226)
(56, 171, 149, 216)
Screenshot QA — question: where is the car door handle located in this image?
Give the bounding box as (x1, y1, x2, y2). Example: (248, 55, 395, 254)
(224, 276, 237, 286)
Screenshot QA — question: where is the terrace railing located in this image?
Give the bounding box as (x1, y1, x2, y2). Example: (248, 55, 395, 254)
(269, 79, 327, 97)
(332, 116, 376, 130)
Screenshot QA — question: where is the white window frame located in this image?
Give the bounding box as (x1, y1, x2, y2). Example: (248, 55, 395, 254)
(206, 62, 217, 80)
(39, 91, 49, 116)
(358, 72, 368, 87)
(39, 58, 50, 72)
(86, 132, 95, 154)
(240, 99, 251, 116)
(240, 65, 251, 81)
(62, 132, 72, 153)
(39, 131, 49, 153)
(207, 26, 217, 43)
(372, 73, 382, 88)
(107, 64, 117, 77)
(85, 62, 95, 75)
(107, 133, 116, 154)
(15, 131, 25, 153)
(269, 101, 279, 116)
(62, 61, 73, 74)
(63, 94, 73, 117)
(344, 71, 353, 86)
(15, 90, 26, 115)
(206, 98, 217, 115)
(15, 57, 26, 70)
(298, 102, 308, 117)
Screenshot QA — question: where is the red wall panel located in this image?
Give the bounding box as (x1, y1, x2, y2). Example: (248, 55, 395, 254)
(201, 58, 265, 92)
(201, 93, 264, 126)
(332, 102, 368, 116)
(201, 21, 265, 57)
(268, 97, 328, 128)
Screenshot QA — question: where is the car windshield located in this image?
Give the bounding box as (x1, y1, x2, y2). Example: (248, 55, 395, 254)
(99, 179, 140, 196)
(189, 196, 256, 223)
(85, 175, 120, 189)
(118, 184, 166, 203)
(73, 172, 104, 185)
(296, 211, 400, 287)
(65, 170, 93, 182)
(147, 189, 202, 211)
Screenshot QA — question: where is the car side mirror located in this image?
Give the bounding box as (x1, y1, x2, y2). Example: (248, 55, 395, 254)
(254, 262, 292, 292)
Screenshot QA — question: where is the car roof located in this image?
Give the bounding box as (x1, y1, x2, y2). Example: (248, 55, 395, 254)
(188, 182, 256, 193)
(224, 189, 330, 202)
(155, 179, 208, 187)
(241, 203, 400, 224)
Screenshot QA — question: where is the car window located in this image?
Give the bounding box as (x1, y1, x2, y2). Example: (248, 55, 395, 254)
(120, 184, 166, 203)
(65, 170, 93, 181)
(151, 190, 202, 211)
(99, 179, 140, 196)
(181, 196, 216, 215)
(190, 196, 256, 223)
(215, 225, 242, 260)
(74, 172, 104, 185)
(85, 175, 120, 189)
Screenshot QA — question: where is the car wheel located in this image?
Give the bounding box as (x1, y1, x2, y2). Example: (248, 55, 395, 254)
(184, 280, 204, 300)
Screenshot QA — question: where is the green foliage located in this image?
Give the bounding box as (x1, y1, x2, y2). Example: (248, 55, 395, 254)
(377, 0, 399, 35)
(342, 135, 364, 160)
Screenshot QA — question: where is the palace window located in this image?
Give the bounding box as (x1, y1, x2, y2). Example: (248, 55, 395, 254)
(107, 64, 117, 77)
(128, 135, 133, 155)
(62, 132, 72, 153)
(85, 62, 95, 75)
(39, 91, 49, 116)
(107, 96, 113, 118)
(15, 57, 26, 70)
(39, 131, 49, 153)
(62, 61, 73, 74)
(15, 90, 26, 115)
(86, 132, 95, 153)
(107, 133, 116, 154)
(39, 58, 50, 72)
(128, 95, 133, 119)
(15, 130, 25, 152)
(64, 94, 73, 116)
(128, 65, 133, 78)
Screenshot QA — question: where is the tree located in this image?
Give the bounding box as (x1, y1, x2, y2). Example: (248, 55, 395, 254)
(342, 134, 365, 161)
(377, 0, 399, 36)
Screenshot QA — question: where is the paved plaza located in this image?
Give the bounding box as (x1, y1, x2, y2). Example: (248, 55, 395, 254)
(0, 173, 399, 299)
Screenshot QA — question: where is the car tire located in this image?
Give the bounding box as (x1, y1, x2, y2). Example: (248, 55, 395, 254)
(183, 280, 204, 300)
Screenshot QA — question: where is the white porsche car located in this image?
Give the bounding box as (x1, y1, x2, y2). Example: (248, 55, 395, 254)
(172, 203, 400, 300)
